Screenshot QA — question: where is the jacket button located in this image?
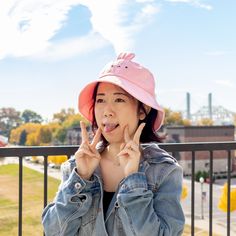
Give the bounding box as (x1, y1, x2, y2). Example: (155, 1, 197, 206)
(75, 182, 82, 189)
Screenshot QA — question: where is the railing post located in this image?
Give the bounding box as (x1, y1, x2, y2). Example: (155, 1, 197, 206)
(44, 156, 48, 208)
(227, 150, 231, 236)
(18, 156, 23, 236)
(209, 151, 213, 236)
(191, 151, 195, 236)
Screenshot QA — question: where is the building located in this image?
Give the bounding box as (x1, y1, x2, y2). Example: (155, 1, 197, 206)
(165, 125, 235, 175)
(65, 126, 92, 145)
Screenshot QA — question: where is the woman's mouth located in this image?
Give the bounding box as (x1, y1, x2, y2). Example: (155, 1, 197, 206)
(103, 123, 119, 133)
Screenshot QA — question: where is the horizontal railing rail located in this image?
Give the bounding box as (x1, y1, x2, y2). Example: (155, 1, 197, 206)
(1, 141, 236, 236)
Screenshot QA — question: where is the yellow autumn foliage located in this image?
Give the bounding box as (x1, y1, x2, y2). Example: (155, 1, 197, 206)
(48, 155, 68, 165)
(218, 183, 236, 212)
(181, 184, 188, 200)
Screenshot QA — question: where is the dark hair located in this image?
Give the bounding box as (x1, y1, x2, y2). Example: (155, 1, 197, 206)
(138, 103, 164, 143)
(90, 83, 164, 145)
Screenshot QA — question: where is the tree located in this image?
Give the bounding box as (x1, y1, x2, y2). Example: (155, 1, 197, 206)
(54, 127, 67, 144)
(197, 118, 214, 126)
(0, 107, 21, 137)
(38, 125, 52, 145)
(181, 184, 188, 201)
(21, 109, 43, 123)
(53, 108, 75, 123)
(218, 183, 236, 212)
(9, 123, 41, 145)
(19, 130, 27, 146)
(164, 108, 186, 126)
(53, 112, 88, 144)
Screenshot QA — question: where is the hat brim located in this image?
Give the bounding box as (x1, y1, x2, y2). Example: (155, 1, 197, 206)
(78, 76, 165, 131)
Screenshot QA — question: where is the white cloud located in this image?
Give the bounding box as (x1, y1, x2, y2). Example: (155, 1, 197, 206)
(0, 0, 80, 59)
(0, 0, 160, 60)
(82, 0, 160, 53)
(166, 0, 212, 10)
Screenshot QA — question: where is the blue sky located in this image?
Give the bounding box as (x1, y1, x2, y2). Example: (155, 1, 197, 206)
(0, 0, 235, 121)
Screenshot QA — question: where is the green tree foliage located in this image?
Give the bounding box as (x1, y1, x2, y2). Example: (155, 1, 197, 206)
(54, 113, 87, 144)
(38, 125, 52, 144)
(21, 109, 43, 123)
(19, 130, 27, 145)
(195, 170, 209, 182)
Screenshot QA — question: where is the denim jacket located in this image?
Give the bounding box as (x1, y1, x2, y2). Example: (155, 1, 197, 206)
(42, 142, 185, 236)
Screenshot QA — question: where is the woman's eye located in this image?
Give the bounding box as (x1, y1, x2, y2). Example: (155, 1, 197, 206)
(96, 98, 104, 103)
(115, 98, 125, 102)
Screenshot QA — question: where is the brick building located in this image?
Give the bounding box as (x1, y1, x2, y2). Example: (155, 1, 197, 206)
(165, 125, 235, 175)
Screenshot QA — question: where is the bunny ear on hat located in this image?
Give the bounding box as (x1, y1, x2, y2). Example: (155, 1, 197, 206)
(117, 52, 135, 60)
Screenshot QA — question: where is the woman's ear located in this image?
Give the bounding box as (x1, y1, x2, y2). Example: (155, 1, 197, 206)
(139, 105, 151, 120)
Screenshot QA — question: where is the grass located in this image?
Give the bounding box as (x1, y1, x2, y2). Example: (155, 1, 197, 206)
(0, 164, 60, 236)
(0, 164, 222, 236)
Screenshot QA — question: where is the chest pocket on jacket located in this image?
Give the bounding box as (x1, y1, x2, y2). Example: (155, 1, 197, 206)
(80, 193, 100, 227)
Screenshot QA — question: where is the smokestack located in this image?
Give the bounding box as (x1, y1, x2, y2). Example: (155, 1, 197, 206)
(186, 92, 191, 119)
(208, 93, 212, 119)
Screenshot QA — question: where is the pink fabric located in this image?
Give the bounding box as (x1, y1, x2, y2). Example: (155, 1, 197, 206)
(78, 52, 165, 131)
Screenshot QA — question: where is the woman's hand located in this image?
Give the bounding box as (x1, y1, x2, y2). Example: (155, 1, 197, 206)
(117, 123, 145, 177)
(75, 121, 101, 180)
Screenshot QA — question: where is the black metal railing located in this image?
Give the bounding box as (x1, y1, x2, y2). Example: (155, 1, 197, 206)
(0, 141, 236, 236)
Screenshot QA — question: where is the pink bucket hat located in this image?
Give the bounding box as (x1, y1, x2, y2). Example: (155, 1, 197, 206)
(78, 52, 165, 131)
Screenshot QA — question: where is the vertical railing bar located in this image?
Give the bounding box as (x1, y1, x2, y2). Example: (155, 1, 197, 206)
(43, 155, 48, 236)
(18, 156, 23, 236)
(227, 150, 231, 236)
(191, 151, 195, 236)
(44, 155, 48, 208)
(209, 151, 213, 236)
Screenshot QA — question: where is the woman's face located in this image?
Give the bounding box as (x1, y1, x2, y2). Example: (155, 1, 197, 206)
(94, 82, 142, 144)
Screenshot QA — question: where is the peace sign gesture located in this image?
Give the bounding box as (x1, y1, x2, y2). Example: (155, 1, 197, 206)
(117, 123, 145, 177)
(75, 121, 101, 180)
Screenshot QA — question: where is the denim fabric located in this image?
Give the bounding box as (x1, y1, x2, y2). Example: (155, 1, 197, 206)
(42, 142, 185, 236)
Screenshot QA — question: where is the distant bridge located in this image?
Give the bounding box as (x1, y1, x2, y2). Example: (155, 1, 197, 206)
(190, 105, 235, 125)
(183, 93, 235, 125)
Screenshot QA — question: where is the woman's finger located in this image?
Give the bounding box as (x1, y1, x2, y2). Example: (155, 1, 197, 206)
(126, 142, 139, 152)
(80, 121, 89, 142)
(91, 127, 102, 149)
(79, 148, 100, 160)
(120, 143, 125, 151)
(117, 148, 133, 158)
(124, 125, 131, 143)
(133, 123, 145, 144)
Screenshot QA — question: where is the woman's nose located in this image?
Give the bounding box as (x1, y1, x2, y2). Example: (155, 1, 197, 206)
(103, 105, 114, 117)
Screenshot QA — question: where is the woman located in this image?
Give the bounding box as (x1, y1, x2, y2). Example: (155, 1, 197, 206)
(42, 52, 185, 235)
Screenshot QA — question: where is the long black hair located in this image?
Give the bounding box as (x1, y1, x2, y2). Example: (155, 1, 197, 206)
(89, 83, 164, 145)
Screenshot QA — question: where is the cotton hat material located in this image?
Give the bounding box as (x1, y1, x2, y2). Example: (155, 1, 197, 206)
(78, 52, 165, 131)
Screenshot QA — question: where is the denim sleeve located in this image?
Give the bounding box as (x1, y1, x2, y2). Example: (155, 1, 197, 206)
(116, 165, 185, 236)
(42, 167, 100, 236)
